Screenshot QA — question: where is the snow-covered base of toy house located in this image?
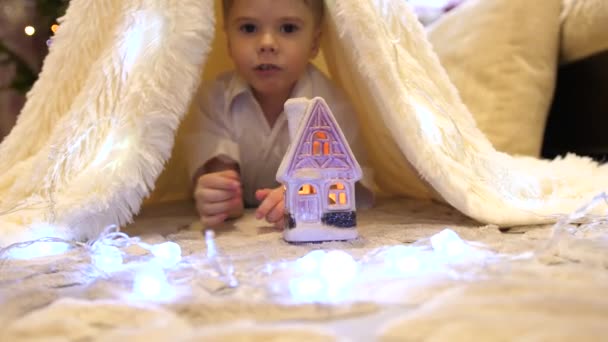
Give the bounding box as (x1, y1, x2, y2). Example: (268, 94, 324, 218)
(283, 213, 358, 242)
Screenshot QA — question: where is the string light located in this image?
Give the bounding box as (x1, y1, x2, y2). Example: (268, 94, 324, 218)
(132, 264, 173, 300)
(0, 225, 508, 304)
(24, 26, 35, 36)
(149, 241, 182, 268)
(90, 244, 123, 273)
(51, 24, 59, 33)
(430, 228, 468, 258)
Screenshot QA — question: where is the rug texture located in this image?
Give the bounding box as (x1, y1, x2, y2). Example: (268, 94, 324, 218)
(0, 0, 607, 245)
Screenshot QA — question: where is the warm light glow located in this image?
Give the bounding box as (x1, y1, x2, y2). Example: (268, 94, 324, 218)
(330, 183, 345, 190)
(312, 132, 329, 155)
(329, 183, 347, 205)
(312, 141, 321, 155)
(51, 24, 59, 33)
(329, 193, 336, 204)
(298, 184, 316, 195)
(24, 26, 36, 36)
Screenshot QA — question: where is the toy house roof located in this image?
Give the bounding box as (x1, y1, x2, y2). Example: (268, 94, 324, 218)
(276, 97, 362, 183)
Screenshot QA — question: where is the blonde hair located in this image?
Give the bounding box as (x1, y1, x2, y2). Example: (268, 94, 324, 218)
(222, 0, 324, 26)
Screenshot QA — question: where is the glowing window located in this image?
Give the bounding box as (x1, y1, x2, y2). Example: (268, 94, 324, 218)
(298, 184, 317, 195)
(330, 183, 345, 190)
(328, 182, 347, 205)
(313, 141, 321, 155)
(312, 131, 330, 155)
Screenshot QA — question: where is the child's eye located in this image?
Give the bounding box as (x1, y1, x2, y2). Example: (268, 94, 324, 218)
(239, 24, 257, 33)
(280, 24, 299, 34)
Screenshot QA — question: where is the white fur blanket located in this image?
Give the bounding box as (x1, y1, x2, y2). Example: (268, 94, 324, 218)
(0, 0, 607, 246)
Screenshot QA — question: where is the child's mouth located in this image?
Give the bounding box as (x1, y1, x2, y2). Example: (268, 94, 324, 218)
(255, 64, 280, 71)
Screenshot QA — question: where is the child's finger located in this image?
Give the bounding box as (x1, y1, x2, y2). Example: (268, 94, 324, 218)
(199, 198, 240, 216)
(255, 188, 273, 202)
(265, 199, 285, 223)
(198, 173, 240, 191)
(256, 188, 283, 220)
(201, 213, 228, 227)
(195, 187, 239, 203)
(217, 169, 240, 180)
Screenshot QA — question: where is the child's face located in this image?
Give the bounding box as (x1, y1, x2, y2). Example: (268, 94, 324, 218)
(225, 0, 321, 99)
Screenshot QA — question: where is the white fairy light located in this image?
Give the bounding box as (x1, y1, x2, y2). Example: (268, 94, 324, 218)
(24, 25, 36, 36)
(6, 239, 71, 259)
(289, 276, 325, 302)
(318, 250, 358, 286)
(205, 230, 217, 258)
(204, 230, 239, 287)
(150, 241, 182, 268)
(288, 249, 359, 302)
(132, 264, 173, 301)
(296, 249, 325, 274)
(382, 245, 423, 274)
(3, 223, 76, 259)
(320, 251, 359, 299)
(91, 244, 123, 273)
(397, 255, 421, 273)
(430, 228, 468, 258)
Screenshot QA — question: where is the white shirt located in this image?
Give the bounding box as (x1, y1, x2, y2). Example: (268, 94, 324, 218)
(184, 64, 368, 207)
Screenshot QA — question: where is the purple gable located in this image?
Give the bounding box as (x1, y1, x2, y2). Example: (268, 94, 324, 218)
(280, 99, 361, 182)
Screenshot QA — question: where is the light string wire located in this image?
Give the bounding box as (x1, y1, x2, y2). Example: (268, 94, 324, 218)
(0, 224, 241, 297)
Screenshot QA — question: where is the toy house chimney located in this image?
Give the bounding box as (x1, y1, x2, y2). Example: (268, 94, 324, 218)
(284, 98, 310, 141)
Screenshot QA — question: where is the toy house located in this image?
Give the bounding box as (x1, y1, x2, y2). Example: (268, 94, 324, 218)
(276, 97, 362, 242)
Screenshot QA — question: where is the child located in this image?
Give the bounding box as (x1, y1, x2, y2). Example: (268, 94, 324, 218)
(185, 0, 371, 228)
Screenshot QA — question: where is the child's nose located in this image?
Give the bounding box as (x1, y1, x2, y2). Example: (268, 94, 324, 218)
(258, 32, 277, 53)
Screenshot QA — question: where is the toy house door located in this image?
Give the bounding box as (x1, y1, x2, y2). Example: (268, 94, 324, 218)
(296, 184, 320, 222)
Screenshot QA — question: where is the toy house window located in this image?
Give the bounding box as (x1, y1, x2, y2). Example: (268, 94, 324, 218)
(312, 131, 330, 156)
(328, 182, 347, 206)
(298, 184, 317, 195)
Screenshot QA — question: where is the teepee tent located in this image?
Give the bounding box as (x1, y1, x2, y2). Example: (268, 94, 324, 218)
(0, 0, 607, 246)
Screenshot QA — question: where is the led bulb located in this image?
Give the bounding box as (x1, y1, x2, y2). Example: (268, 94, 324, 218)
(430, 229, 467, 258)
(132, 265, 172, 300)
(318, 250, 358, 288)
(289, 277, 325, 302)
(150, 241, 182, 268)
(24, 26, 35, 36)
(91, 245, 123, 273)
(297, 250, 326, 274)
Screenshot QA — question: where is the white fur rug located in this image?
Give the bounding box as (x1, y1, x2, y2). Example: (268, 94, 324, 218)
(1, 198, 607, 341)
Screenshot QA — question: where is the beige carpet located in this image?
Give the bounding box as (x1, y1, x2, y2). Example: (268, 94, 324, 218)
(1, 198, 607, 341)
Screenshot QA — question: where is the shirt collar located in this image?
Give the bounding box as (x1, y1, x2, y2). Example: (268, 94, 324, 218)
(224, 64, 314, 110)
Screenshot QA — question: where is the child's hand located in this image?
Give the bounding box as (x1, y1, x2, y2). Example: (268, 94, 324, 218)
(255, 186, 285, 228)
(194, 169, 243, 227)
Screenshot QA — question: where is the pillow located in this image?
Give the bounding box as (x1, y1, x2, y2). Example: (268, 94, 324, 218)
(426, 0, 561, 157)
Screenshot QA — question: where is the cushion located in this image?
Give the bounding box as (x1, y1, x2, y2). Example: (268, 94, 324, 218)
(427, 0, 561, 157)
